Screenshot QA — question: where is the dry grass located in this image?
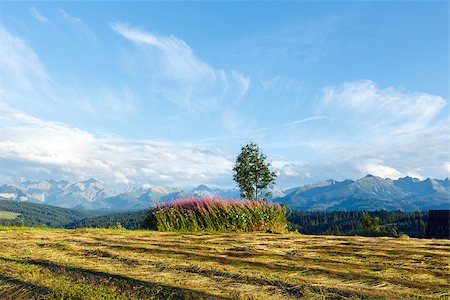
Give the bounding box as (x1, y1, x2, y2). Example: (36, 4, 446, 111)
(0, 227, 449, 299)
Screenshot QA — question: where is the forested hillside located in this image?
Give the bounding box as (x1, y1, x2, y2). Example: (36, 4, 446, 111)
(288, 210, 428, 237)
(0, 199, 430, 237)
(0, 201, 104, 227)
(67, 209, 429, 237)
(66, 209, 149, 229)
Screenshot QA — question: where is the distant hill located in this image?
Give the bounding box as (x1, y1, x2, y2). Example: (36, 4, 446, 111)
(277, 175, 450, 211)
(1, 175, 449, 211)
(0, 200, 104, 227)
(65, 209, 148, 229)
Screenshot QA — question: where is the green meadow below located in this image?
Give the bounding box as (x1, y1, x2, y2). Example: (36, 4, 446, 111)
(0, 227, 449, 299)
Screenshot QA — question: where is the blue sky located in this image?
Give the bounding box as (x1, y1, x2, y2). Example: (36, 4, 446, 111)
(0, 1, 448, 188)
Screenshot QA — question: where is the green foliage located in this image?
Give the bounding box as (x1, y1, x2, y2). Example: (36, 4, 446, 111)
(233, 142, 277, 201)
(145, 198, 287, 232)
(288, 210, 428, 237)
(66, 210, 148, 229)
(361, 212, 380, 231)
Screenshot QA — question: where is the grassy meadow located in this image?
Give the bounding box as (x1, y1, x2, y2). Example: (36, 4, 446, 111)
(0, 227, 449, 299)
(0, 211, 20, 220)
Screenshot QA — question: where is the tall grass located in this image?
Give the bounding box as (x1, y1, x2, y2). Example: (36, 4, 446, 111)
(145, 197, 287, 232)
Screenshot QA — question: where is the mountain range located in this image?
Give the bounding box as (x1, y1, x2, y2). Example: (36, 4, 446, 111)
(0, 175, 448, 211)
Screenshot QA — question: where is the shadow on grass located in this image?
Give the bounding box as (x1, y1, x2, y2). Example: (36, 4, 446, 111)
(285, 252, 448, 277)
(0, 257, 228, 300)
(0, 274, 52, 299)
(65, 243, 370, 299)
(88, 241, 448, 291)
(304, 244, 449, 259)
(151, 261, 368, 300)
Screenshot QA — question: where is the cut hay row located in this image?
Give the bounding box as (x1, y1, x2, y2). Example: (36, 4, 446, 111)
(0, 228, 449, 299)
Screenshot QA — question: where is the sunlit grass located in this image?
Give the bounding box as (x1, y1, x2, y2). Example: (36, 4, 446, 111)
(0, 228, 449, 299)
(0, 211, 20, 220)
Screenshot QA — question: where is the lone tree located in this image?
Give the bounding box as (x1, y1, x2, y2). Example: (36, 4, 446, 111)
(233, 142, 277, 201)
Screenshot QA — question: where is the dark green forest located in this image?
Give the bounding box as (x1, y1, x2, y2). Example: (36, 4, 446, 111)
(0, 201, 104, 227)
(287, 210, 428, 237)
(65, 209, 148, 229)
(67, 209, 428, 237)
(0, 200, 429, 237)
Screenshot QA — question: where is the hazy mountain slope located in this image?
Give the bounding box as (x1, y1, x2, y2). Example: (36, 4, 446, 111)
(0, 184, 30, 202)
(18, 179, 115, 209)
(160, 185, 241, 202)
(278, 175, 449, 211)
(1, 175, 448, 211)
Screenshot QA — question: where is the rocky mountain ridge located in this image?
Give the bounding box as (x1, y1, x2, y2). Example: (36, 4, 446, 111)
(0, 175, 448, 211)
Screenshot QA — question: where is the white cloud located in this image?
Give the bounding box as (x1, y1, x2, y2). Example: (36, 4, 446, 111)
(29, 7, 51, 25)
(266, 81, 448, 186)
(59, 9, 97, 47)
(320, 80, 446, 135)
(0, 27, 49, 94)
(0, 104, 234, 186)
(110, 22, 213, 81)
(280, 164, 300, 177)
(110, 22, 250, 109)
(358, 161, 427, 180)
(360, 162, 406, 179)
(444, 162, 450, 174)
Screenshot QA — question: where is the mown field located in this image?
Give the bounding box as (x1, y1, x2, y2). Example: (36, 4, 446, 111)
(0, 211, 20, 220)
(0, 228, 448, 299)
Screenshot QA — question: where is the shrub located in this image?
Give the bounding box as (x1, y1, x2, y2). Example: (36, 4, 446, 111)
(145, 197, 287, 232)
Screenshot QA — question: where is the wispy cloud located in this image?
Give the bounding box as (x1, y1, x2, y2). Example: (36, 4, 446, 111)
(320, 80, 446, 135)
(110, 22, 250, 110)
(242, 15, 344, 71)
(29, 7, 51, 25)
(110, 22, 213, 81)
(198, 115, 325, 145)
(244, 116, 325, 134)
(0, 27, 52, 107)
(261, 75, 304, 94)
(0, 27, 136, 120)
(59, 9, 97, 47)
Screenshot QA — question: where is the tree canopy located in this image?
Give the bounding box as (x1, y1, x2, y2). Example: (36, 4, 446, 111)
(233, 142, 277, 201)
